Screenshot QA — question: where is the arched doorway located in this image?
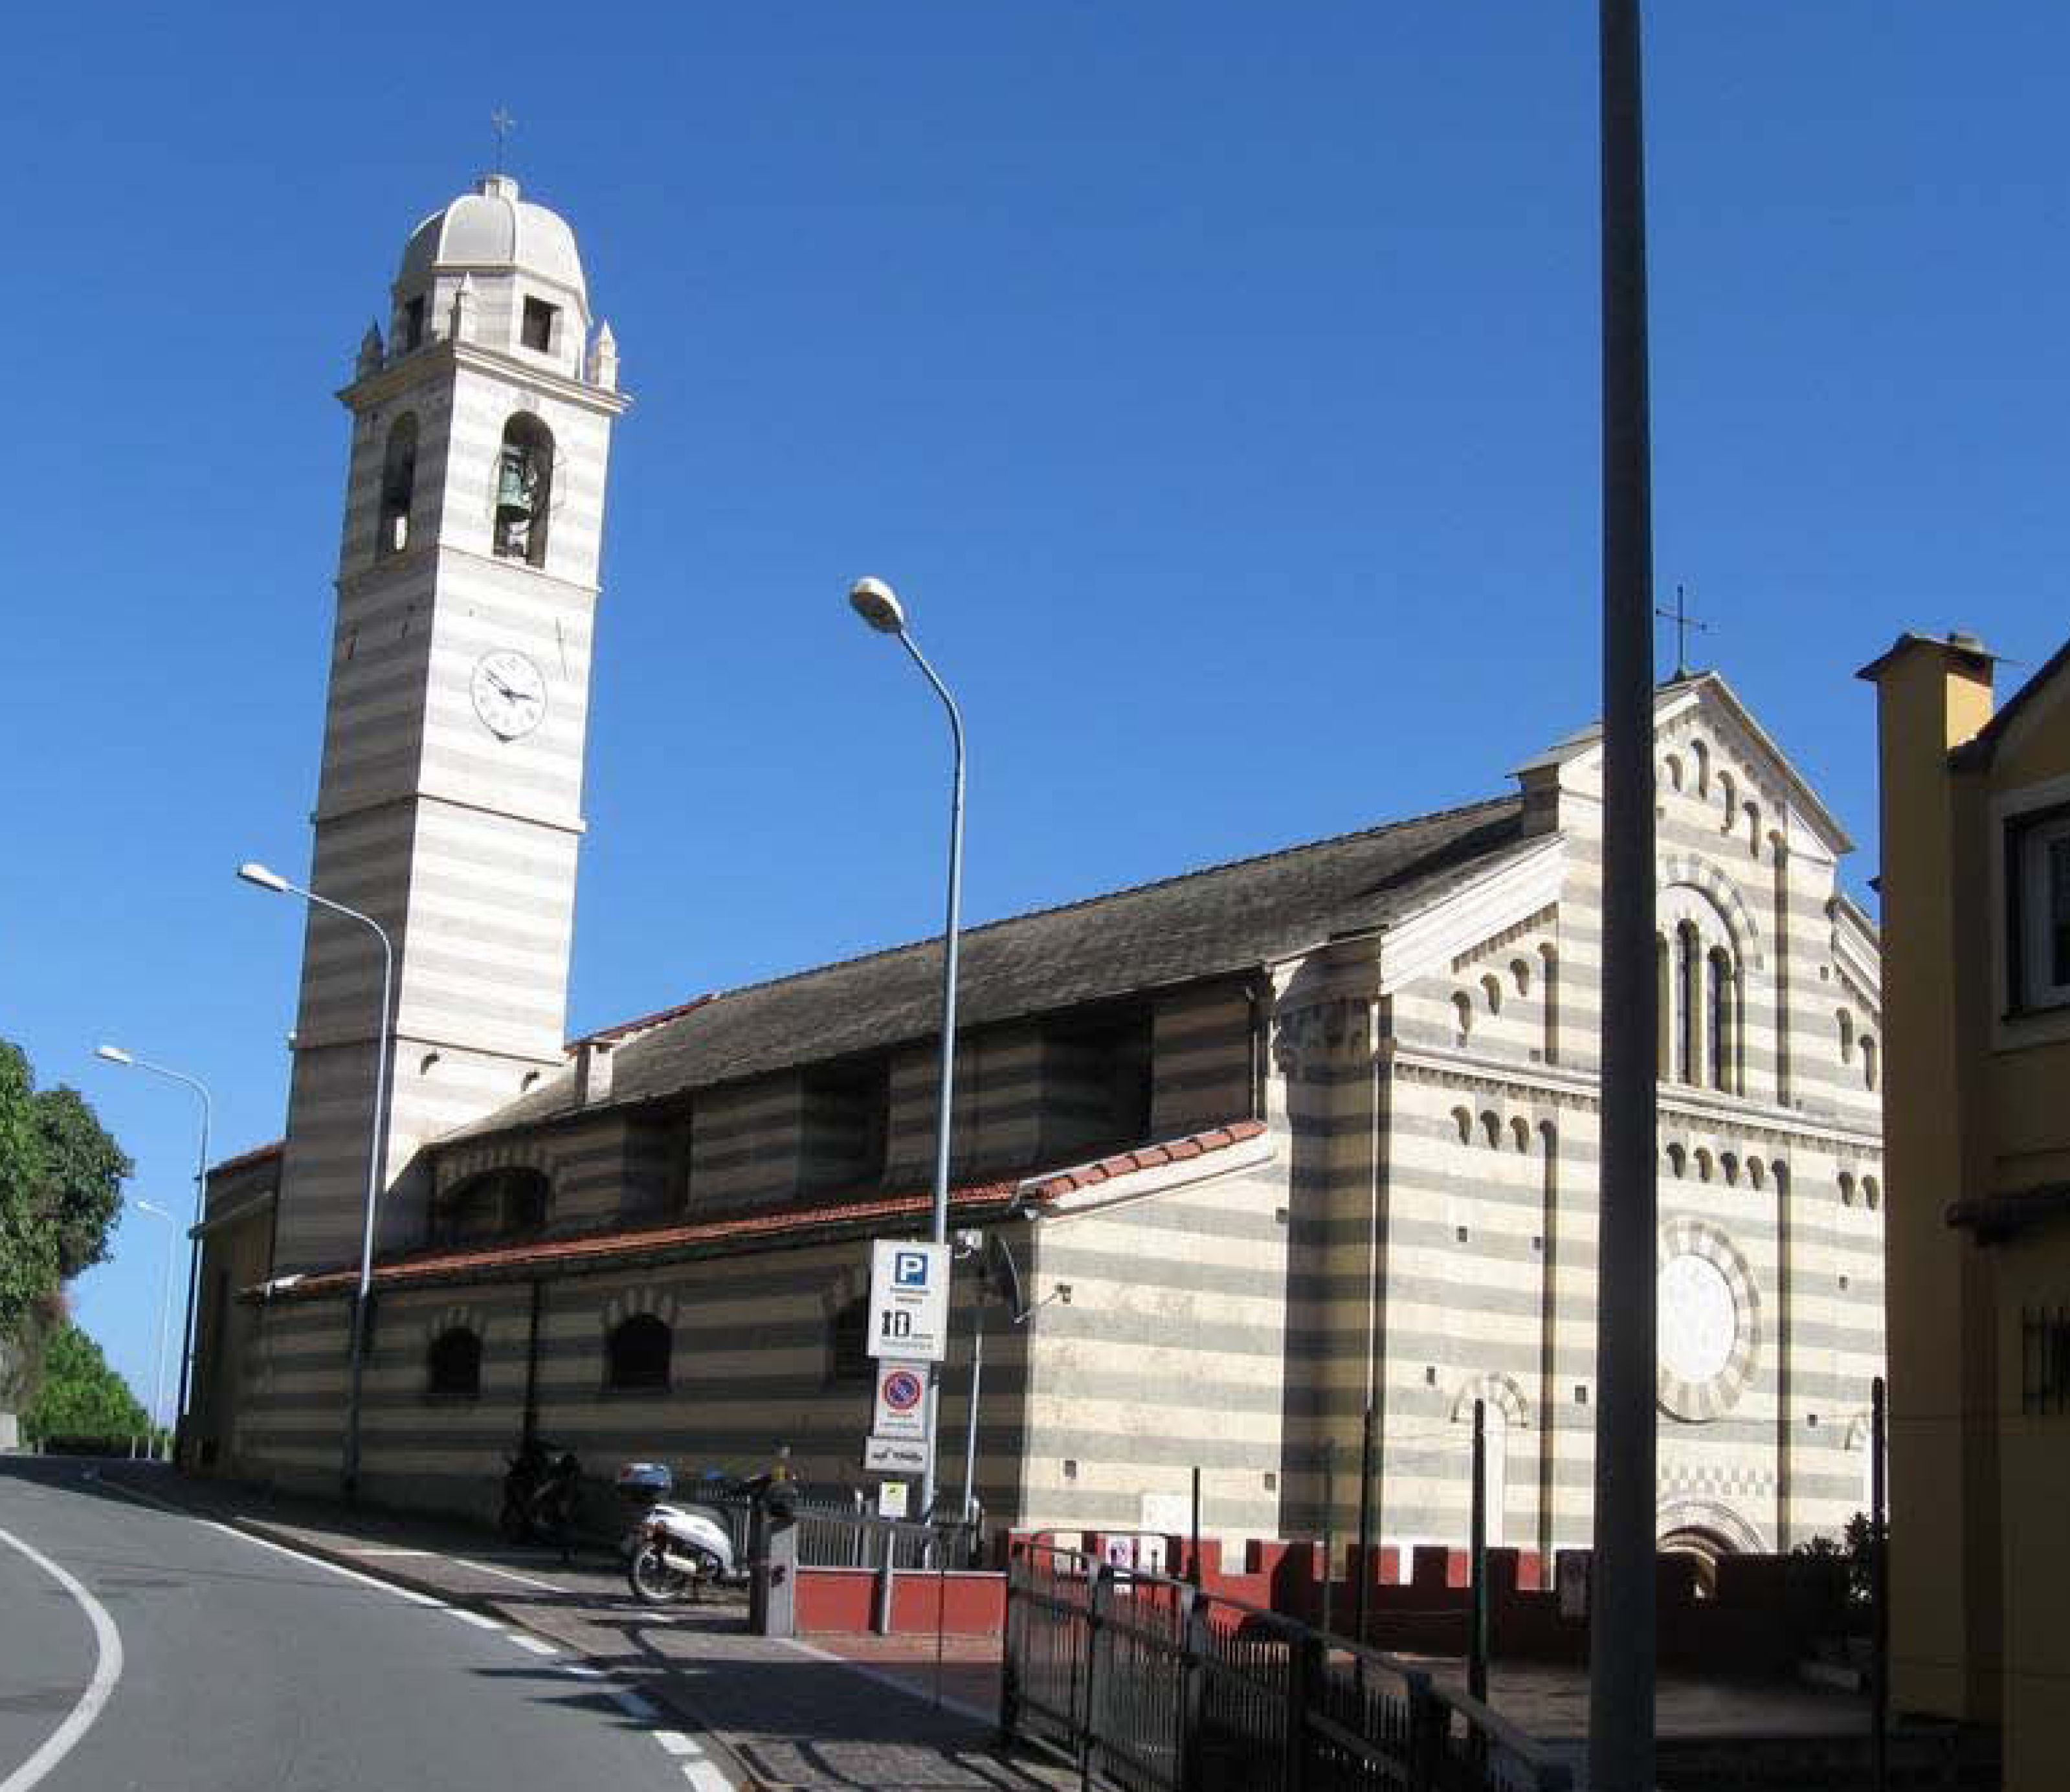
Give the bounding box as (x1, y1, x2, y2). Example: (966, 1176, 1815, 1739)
(1656, 1525, 1737, 1598)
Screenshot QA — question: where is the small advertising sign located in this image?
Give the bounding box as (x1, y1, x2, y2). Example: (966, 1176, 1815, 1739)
(876, 1479, 911, 1520)
(863, 1435, 928, 1476)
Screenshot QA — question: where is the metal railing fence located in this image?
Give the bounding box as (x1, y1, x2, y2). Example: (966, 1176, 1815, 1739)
(1003, 1539, 1572, 1792)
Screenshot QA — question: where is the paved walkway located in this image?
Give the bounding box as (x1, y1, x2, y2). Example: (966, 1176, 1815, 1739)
(87, 1461, 1071, 1792)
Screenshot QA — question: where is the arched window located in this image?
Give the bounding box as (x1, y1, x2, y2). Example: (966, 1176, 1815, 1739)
(1861, 1035, 1879, 1090)
(1839, 1171, 1857, 1208)
(427, 1327, 482, 1398)
(1451, 1106, 1474, 1146)
(1691, 741, 1711, 798)
(1707, 948, 1733, 1092)
(1655, 934, 1672, 1078)
(606, 1314, 671, 1391)
(1451, 992, 1474, 1043)
(493, 414, 555, 568)
(1676, 923, 1700, 1085)
(1718, 769, 1737, 829)
(1747, 1156, 1767, 1191)
(830, 1296, 873, 1383)
(1862, 1175, 1882, 1211)
(1667, 1143, 1687, 1178)
(1744, 802, 1763, 857)
(1720, 1152, 1741, 1188)
(1481, 973, 1503, 1016)
(1481, 1111, 1502, 1149)
(1695, 1147, 1715, 1183)
(1510, 958, 1532, 998)
(1664, 753, 1684, 792)
(377, 414, 417, 557)
(1837, 1010, 1854, 1063)
(1510, 1116, 1531, 1154)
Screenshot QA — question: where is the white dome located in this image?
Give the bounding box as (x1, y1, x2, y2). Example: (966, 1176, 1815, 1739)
(397, 175, 586, 301)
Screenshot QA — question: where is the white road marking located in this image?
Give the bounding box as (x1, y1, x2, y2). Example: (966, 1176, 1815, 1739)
(348, 1547, 434, 1558)
(682, 1762, 732, 1792)
(0, 1524, 126, 1792)
(90, 1478, 450, 1610)
(609, 1688, 659, 1720)
(447, 1609, 503, 1631)
(558, 1663, 605, 1679)
(653, 1731, 702, 1757)
(449, 1554, 563, 1590)
(509, 1634, 559, 1657)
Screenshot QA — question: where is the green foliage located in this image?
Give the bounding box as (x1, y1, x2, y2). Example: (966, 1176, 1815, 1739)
(1793, 1509, 1878, 1609)
(0, 1039, 133, 1404)
(0, 1044, 59, 1349)
(22, 1321, 150, 1444)
(34, 1080, 132, 1279)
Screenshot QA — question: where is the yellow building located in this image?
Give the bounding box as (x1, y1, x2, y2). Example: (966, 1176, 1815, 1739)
(1862, 630, 2070, 1792)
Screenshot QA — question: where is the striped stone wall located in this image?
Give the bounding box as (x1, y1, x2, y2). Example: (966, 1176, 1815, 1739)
(232, 1229, 1036, 1525)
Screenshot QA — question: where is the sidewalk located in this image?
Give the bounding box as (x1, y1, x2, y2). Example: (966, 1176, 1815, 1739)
(87, 1461, 1073, 1792)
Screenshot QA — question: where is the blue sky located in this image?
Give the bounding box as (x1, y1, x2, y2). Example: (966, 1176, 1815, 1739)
(4, 3, 2065, 1413)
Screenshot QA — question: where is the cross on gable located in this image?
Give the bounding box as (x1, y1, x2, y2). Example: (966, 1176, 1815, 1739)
(1655, 584, 1710, 680)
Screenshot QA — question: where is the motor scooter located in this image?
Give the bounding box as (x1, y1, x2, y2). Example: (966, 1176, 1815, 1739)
(617, 1461, 737, 1605)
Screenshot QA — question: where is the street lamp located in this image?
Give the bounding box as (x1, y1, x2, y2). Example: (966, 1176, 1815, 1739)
(237, 859, 395, 1499)
(848, 577, 965, 1522)
(133, 1199, 178, 1458)
(95, 1045, 211, 1459)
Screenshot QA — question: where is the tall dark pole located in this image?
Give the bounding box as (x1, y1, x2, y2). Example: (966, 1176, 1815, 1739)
(1871, 1375, 1889, 1792)
(1469, 1399, 1489, 1705)
(1590, 3, 1660, 1788)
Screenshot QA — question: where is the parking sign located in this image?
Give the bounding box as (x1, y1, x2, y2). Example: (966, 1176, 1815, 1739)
(867, 1239, 950, 1361)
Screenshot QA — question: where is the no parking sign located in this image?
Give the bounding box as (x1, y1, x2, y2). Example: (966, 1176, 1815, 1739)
(872, 1358, 929, 1441)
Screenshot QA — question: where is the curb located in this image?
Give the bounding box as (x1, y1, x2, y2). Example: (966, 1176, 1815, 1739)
(95, 1471, 770, 1792)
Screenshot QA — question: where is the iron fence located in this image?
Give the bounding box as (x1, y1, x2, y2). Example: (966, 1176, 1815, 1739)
(1003, 1539, 1571, 1792)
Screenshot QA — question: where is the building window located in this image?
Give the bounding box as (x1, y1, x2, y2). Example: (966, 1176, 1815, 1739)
(493, 414, 555, 568)
(1041, 1004, 1155, 1160)
(521, 296, 558, 352)
(377, 414, 417, 557)
(1707, 949, 1733, 1092)
(2009, 808, 2070, 1013)
(399, 294, 426, 352)
(426, 1327, 482, 1399)
(2021, 1307, 2070, 1415)
(829, 1296, 872, 1384)
(607, 1314, 672, 1391)
(1676, 923, 1699, 1085)
(437, 1166, 550, 1244)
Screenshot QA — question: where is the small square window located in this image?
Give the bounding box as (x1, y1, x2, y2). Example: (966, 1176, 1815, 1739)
(522, 297, 557, 353)
(2009, 807, 2070, 1013)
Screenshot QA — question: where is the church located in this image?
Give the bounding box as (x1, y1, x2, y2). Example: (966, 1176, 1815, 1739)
(188, 177, 1886, 1571)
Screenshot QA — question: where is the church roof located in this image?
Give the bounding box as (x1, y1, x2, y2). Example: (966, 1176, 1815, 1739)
(398, 175, 586, 300)
(445, 793, 1531, 1144)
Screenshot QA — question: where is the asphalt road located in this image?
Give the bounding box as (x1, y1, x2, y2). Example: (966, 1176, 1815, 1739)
(0, 1462, 717, 1792)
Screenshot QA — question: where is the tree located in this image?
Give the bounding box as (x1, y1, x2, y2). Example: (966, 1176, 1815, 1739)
(22, 1321, 150, 1445)
(34, 1079, 131, 1279)
(0, 1044, 58, 1349)
(0, 1040, 132, 1404)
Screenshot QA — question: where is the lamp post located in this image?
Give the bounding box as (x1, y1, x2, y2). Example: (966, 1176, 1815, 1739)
(237, 860, 395, 1500)
(95, 1046, 211, 1459)
(133, 1199, 178, 1459)
(849, 577, 965, 1522)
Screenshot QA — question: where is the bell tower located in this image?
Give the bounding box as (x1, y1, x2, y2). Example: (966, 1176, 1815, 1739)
(271, 175, 630, 1276)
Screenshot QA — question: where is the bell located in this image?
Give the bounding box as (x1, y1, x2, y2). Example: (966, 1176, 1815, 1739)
(496, 450, 535, 517)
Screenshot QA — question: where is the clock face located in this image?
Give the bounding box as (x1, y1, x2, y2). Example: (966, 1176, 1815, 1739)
(470, 649, 547, 740)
